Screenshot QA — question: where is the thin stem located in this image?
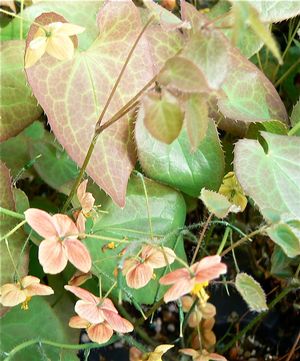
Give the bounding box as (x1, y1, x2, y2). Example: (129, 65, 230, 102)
(220, 287, 294, 353)
(61, 133, 98, 212)
(286, 331, 300, 361)
(5, 239, 21, 282)
(217, 226, 231, 255)
(0, 9, 44, 29)
(182, 297, 198, 332)
(134, 298, 164, 327)
(0, 220, 27, 242)
(0, 207, 25, 220)
(95, 15, 154, 130)
(275, 58, 300, 87)
(4, 336, 119, 360)
(20, 0, 24, 40)
(191, 213, 213, 264)
(103, 281, 117, 299)
(221, 226, 267, 256)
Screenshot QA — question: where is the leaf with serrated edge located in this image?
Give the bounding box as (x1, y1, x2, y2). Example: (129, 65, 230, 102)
(200, 189, 240, 218)
(182, 3, 288, 124)
(25, 2, 181, 207)
(235, 273, 268, 312)
(0, 41, 42, 141)
(142, 92, 184, 144)
(84, 174, 186, 305)
(136, 113, 224, 197)
(234, 132, 300, 219)
(267, 223, 300, 258)
(0, 162, 29, 316)
(185, 94, 209, 152)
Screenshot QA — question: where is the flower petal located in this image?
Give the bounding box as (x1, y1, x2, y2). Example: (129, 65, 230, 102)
(69, 315, 89, 329)
(87, 322, 113, 344)
(25, 36, 47, 68)
(52, 214, 78, 238)
(76, 212, 86, 234)
(75, 300, 104, 324)
(102, 310, 133, 333)
(126, 263, 153, 289)
(64, 238, 91, 273)
(193, 256, 227, 283)
(38, 239, 68, 274)
(68, 270, 92, 287)
(26, 283, 54, 297)
(20, 275, 40, 288)
(100, 298, 118, 314)
(56, 22, 85, 36)
(64, 285, 99, 303)
(24, 208, 58, 238)
(0, 284, 26, 307)
(163, 278, 194, 303)
(159, 268, 190, 285)
(46, 34, 75, 60)
(143, 246, 176, 269)
(77, 180, 88, 201)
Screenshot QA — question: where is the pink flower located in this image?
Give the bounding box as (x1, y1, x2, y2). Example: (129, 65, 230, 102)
(25, 208, 91, 274)
(123, 245, 176, 289)
(77, 180, 95, 214)
(180, 348, 227, 361)
(159, 255, 227, 303)
(0, 275, 53, 309)
(65, 285, 133, 333)
(69, 315, 114, 344)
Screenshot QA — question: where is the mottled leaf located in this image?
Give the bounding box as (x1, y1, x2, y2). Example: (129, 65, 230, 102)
(0, 40, 42, 141)
(136, 114, 224, 197)
(267, 223, 300, 258)
(0, 297, 78, 361)
(84, 175, 186, 305)
(25, 2, 180, 207)
(142, 92, 184, 144)
(235, 273, 268, 312)
(185, 94, 208, 151)
(200, 189, 239, 218)
(246, 120, 288, 139)
(234, 132, 300, 219)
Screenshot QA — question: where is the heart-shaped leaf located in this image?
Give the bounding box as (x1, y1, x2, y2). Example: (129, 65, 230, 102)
(200, 189, 240, 218)
(142, 92, 184, 144)
(234, 132, 300, 219)
(25, 1, 181, 206)
(235, 273, 268, 312)
(0, 297, 78, 361)
(84, 174, 186, 305)
(0, 40, 42, 141)
(135, 115, 224, 197)
(248, 0, 300, 22)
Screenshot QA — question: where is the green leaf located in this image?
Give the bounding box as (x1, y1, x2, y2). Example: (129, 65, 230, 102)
(84, 174, 186, 305)
(248, 0, 300, 22)
(246, 120, 288, 139)
(29, 132, 79, 191)
(0, 40, 42, 141)
(267, 223, 300, 258)
(271, 245, 295, 278)
(234, 132, 300, 219)
(0, 162, 28, 315)
(136, 116, 224, 197)
(0, 297, 78, 361)
(200, 189, 239, 218)
(185, 94, 208, 152)
(235, 273, 268, 312)
(158, 56, 210, 93)
(142, 92, 184, 144)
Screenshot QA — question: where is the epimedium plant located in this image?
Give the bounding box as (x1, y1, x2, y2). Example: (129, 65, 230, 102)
(0, 0, 299, 361)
